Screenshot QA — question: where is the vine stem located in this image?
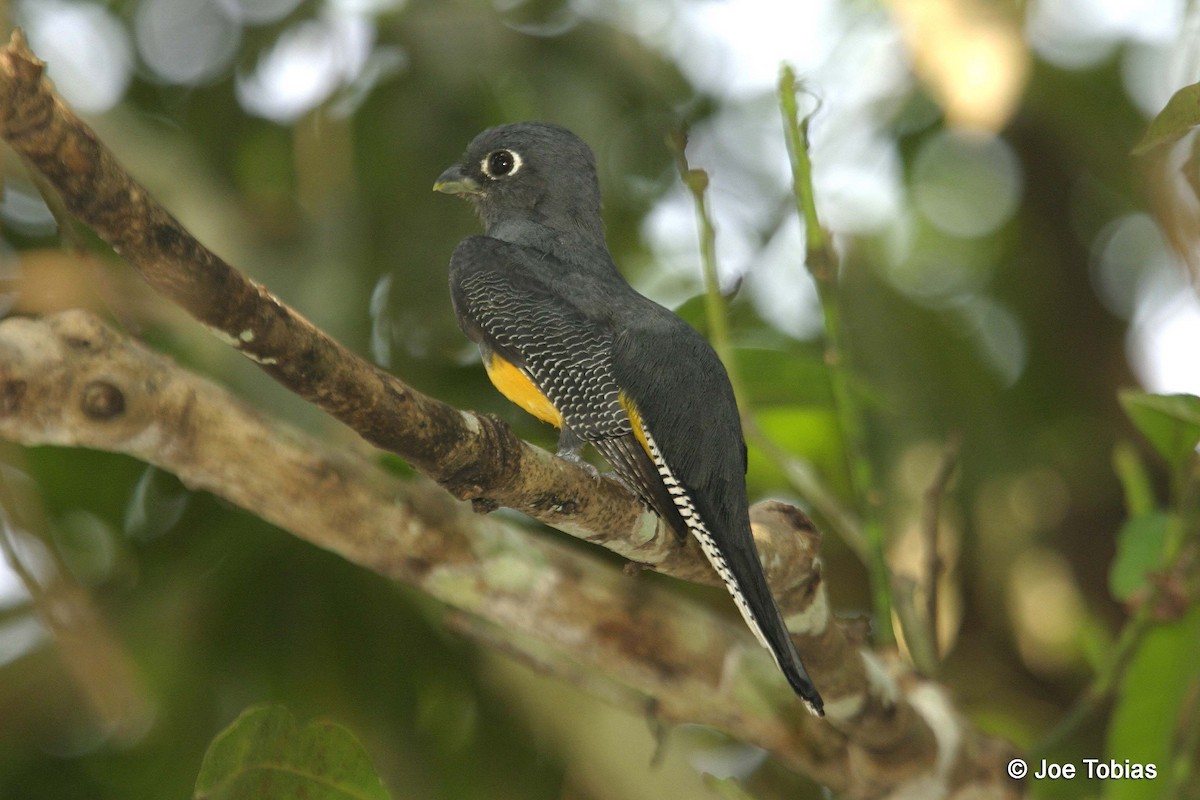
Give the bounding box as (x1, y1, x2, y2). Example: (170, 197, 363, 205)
(667, 132, 869, 560)
(668, 133, 744, 403)
(779, 64, 894, 644)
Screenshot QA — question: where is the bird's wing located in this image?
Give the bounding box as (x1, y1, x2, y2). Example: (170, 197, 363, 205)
(449, 237, 691, 536)
(450, 238, 625, 438)
(609, 315, 749, 515)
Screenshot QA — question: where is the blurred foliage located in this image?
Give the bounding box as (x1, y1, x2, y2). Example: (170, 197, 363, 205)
(2, 0, 1200, 799)
(194, 704, 391, 799)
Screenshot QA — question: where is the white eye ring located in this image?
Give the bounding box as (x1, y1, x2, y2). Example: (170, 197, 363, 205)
(481, 149, 522, 179)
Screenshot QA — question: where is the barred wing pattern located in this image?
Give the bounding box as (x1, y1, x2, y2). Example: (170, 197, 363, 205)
(455, 270, 629, 441)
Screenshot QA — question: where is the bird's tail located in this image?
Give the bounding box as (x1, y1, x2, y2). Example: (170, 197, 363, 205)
(607, 408, 824, 714)
(771, 630, 825, 717)
(692, 520, 825, 716)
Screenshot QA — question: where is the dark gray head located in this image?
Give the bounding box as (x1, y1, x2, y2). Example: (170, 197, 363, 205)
(434, 122, 604, 244)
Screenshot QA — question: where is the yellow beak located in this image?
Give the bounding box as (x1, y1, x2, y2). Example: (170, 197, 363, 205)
(433, 165, 482, 195)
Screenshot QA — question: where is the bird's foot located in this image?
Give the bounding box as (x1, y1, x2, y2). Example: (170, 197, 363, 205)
(557, 445, 601, 480)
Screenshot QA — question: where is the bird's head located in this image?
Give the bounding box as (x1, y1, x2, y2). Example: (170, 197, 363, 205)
(434, 121, 605, 243)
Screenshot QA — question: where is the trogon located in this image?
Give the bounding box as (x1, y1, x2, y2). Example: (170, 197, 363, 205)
(434, 121, 823, 715)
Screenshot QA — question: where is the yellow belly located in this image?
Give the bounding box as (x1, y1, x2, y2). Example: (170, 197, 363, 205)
(484, 352, 563, 428)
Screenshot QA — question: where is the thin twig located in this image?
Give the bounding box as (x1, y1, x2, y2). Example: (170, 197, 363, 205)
(920, 431, 962, 673)
(666, 131, 744, 404)
(0, 447, 151, 740)
(778, 64, 893, 644)
(667, 129, 867, 564)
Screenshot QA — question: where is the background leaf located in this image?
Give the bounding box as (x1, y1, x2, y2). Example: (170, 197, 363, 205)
(194, 705, 391, 800)
(1104, 607, 1200, 799)
(1133, 82, 1200, 155)
(1118, 392, 1200, 471)
(1108, 512, 1171, 602)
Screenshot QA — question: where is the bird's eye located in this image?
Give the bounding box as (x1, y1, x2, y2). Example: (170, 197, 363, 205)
(482, 149, 521, 179)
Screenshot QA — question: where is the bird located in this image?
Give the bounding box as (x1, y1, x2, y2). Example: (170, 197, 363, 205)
(434, 121, 824, 715)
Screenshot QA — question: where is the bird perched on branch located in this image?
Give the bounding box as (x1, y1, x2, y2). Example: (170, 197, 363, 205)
(434, 121, 823, 715)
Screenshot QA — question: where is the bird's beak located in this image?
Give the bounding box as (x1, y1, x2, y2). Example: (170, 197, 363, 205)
(433, 165, 482, 196)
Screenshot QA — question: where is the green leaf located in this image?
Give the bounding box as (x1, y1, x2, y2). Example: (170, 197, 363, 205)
(1108, 512, 1171, 601)
(748, 405, 847, 497)
(672, 295, 835, 408)
(702, 774, 757, 800)
(1133, 82, 1200, 155)
(376, 452, 417, 479)
(1104, 606, 1200, 799)
(194, 705, 391, 800)
(1112, 441, 1157, 518)
(735, 347, 833, 407)
(1118, 391, 1200, 471)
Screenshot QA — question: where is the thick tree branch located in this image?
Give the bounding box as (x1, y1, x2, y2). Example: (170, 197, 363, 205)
(0, 312, 1019, 797)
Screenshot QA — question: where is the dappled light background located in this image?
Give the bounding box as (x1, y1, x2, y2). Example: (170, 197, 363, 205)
(1, 0, 1198, 798)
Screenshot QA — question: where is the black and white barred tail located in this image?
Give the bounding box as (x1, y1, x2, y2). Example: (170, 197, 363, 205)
(630, 416, 824, 716)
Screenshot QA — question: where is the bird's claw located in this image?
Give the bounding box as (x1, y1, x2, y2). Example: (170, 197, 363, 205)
(557, 446, 601, 481)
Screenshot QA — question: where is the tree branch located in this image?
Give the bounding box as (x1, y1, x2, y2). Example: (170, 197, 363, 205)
(0, 311, 1018, 797)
